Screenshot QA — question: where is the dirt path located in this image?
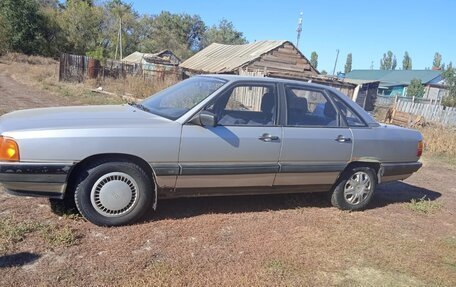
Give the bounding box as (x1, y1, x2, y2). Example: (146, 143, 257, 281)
(0, 63, 77, 115)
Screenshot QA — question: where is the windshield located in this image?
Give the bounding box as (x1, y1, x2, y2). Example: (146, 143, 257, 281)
(140, 77, 227, 120)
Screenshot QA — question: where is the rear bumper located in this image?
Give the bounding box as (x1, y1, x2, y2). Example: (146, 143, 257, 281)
(380, 162, 422, 183)
(0, 162, 73, 199)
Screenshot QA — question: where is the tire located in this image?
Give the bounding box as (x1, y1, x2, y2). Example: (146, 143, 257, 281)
(330, 167, 376, 211)
(74, 161, 153, 226)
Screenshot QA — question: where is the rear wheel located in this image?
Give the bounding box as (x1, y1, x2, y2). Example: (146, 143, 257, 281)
(331, 167, 376, 211)
(74, 161, 153, 226)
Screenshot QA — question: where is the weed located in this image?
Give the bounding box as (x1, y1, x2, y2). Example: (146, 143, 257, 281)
(0, 218, 41, 253)
(265, 259, 292, 278)
(39, 225, 78, 248)
(406, 196, 442, 214)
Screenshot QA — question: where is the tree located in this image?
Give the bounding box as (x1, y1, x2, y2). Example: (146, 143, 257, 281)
(201, 19, 247, 48)
(392, 56, 397, 70)
(101, 0, 139, 59)
(310, 51, 318, 69)
(320, 70, 328, 75)
(433, 52, 442, 69)
(442, 62, 456, 107)
(138, 11, 206, 60)
(58, 0, 103, 55)
(380, 50, 397, 70)
(0, 0, 53, 55)
(407, 78, 425, 98)
(402, 51, 412, 70)
(344, 53, 352, 73)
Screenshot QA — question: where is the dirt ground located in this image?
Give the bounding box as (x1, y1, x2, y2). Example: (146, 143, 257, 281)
(0, 62, 455, 287)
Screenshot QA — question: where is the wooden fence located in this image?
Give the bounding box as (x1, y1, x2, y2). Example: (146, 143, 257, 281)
(376, 95, 434, 107)
(395, 100, 456, 126)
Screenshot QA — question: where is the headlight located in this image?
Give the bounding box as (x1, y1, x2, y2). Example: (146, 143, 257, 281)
(0, 136, 20, 161)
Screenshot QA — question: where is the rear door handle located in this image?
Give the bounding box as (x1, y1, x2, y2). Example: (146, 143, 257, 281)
(259, 133, 279, 142)
(335, 135, 352, 143)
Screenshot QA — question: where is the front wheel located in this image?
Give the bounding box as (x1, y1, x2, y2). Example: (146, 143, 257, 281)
(74, 161, 153, 226)
(330, 167, 376, 211)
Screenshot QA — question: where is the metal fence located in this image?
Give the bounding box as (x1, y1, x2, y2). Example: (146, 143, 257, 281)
(395, 100, 456, 126)
(59, 53, 183, 83)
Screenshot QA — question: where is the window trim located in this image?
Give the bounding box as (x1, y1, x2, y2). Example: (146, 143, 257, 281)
(327, 90, 369, 128)
(190, 81, 281, 127)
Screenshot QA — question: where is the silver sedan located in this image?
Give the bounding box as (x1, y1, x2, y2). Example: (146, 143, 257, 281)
(0, 75, 423, 226)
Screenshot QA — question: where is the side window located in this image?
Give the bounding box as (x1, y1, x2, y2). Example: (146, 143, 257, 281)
(286, 86, 338, 127)
(213, 84, 277, 126)
(331, 95, 366, 127)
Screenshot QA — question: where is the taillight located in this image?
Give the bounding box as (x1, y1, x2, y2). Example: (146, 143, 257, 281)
(417, 140, 423, 157)
(0, 136, 20, 161)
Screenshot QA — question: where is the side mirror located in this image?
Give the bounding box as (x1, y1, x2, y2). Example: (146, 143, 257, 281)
(200, 111, 217, 127)
(189, 111, 217, 127)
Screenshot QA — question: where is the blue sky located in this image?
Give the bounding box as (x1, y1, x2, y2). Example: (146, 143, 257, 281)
(128, 0, 455, 73)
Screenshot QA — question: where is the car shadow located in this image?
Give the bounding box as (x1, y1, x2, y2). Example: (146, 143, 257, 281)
(144, 181, 441, 221)
(371, 181, 441, 209)
(146, 192, 331, 221)
(0, 252, 41, 268)
(48, 182, 442, 223)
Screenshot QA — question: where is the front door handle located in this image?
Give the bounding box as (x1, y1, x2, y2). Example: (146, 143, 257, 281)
(259, 133, 279, 142)
(335, 135, 352, 143)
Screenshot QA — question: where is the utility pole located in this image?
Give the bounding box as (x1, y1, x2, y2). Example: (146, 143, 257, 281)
(332, 49, 339, 76)
(296, 12, 303, 48)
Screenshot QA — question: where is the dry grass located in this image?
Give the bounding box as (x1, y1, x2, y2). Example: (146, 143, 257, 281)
(0, 53, 177, 105)
(418, 124, 456, 158)
(0, 52, 57, 65)
(100, 75, 177, 99)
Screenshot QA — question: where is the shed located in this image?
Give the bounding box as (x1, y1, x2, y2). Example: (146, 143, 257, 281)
(181, 40, 318, 75)
(181, 41, 367, 108)
(123, 50, 181, 66)
(122, 50, 183, 82)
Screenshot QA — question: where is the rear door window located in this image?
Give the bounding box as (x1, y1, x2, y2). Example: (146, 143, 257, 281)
(285, 86, 338, 127)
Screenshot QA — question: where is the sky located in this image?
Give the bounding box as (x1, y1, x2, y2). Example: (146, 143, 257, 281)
(127, 0, 456, 73)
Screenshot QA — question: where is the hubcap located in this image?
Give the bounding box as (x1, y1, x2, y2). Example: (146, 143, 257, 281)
(343, 171, 372, 205)
(90, 172, 139, 217)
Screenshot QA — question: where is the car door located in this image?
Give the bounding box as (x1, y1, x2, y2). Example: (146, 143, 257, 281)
(177, 82, 282, 189)
(274, 85, 353, 190)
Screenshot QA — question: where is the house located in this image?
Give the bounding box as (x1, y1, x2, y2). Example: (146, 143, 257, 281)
(345, 70, 446, 100)
(181, 40, 376, 110)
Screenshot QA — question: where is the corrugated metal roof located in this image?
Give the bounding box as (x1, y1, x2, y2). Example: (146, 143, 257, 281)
(346, 70, 442, 85)
(123, 51, 156, 63)
(123, 50, 178, 64)
(180, 40, 288, 73)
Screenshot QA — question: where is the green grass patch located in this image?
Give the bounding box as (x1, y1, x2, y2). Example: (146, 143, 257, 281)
(0, 218, 41, 253)
(406, 196, 442, 214)
(0, 217, 79, 252)
(39, 225, 78, 248)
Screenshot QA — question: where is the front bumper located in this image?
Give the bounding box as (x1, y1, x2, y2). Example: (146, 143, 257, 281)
(0, 162, 73, 199)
